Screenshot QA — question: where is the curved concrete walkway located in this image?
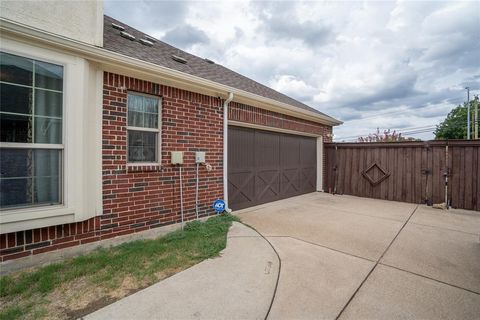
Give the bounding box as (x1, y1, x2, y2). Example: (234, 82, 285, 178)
(84, 222, 279, 320)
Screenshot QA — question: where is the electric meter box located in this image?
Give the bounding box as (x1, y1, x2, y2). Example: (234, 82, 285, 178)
(195, 151, 206, 164)
(171, 151, 184, 165)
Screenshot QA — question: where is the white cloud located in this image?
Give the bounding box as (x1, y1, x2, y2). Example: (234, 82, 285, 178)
(105, 0, 480, 141)
(270, 75, 319, 101)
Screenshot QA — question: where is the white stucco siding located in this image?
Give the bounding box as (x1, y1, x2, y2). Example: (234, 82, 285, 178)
(0, 0, 103, 46)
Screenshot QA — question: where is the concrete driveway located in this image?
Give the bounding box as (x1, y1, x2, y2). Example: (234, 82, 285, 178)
(238, 192, 480, 320)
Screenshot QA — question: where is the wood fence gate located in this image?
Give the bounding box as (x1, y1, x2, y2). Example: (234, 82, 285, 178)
(324, 140, 479, 211)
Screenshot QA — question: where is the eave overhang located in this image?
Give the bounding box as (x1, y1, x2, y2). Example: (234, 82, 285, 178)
(0, 18, 343, 127)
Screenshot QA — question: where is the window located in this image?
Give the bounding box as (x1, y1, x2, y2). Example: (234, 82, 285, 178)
(0, 39, 103, 233)
(127, 92, 161, 163)
(0, 52, 63, 209)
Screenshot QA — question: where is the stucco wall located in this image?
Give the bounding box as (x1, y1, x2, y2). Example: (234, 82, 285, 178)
(0, 0, 103, 46)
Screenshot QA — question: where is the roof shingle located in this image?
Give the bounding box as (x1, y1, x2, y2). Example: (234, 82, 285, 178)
(103, 15, 337, 122)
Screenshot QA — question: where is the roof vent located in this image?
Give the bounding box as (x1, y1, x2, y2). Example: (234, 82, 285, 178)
(111, 23, 125, 31)
(120, 31, 136, 41)
(139, 38, 154, 47)
(171, 55, 187, 64)
(144, 35, 156, 43)
(204, 58, 215, 64)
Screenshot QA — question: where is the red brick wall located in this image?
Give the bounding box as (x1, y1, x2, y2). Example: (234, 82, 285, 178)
(0, 72, 224, 262)
(0, 74, 333, 262)
(0, 219, 101, 261)
(228, 102, 332, 140)
(101, 72, 224, 233)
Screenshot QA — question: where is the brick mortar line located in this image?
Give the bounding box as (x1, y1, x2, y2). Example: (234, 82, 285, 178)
(335, 204, 419, 320)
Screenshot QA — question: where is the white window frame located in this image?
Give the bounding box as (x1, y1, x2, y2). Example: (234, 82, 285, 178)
(0, 53, 66, 210)
(0, 37, 103, 233)
(126, 91, 162, 166)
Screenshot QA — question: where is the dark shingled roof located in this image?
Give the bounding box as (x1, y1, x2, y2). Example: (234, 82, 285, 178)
(103, 15, 336, 121)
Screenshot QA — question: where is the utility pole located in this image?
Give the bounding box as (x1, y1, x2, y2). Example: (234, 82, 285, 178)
(465, 87, 470, 139)
(475, 96, 479, 139)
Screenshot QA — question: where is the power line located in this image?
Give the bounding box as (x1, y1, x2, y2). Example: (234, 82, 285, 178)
(401, 129, 436, 135)
(339, 129, 436, 142)
(342, 94, 480, 122)
(334, 91, 480, 141)
(336, 101, 479, 140)
(337, 121, 472, 140)
(336, 123, 469, 141)
(345, 107, 433, 122)
(337, 125, 437, 140)
(339, 130, 434, 142)
(348, 105, 451, 121)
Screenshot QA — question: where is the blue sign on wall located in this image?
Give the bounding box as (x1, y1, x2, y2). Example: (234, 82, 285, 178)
(212, 199, 226, 213)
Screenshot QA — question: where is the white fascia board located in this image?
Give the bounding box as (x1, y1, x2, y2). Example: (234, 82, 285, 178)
(0, 18, 343, 126)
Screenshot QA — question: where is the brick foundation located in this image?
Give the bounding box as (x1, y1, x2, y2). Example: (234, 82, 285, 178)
(0, 73, 332, 262)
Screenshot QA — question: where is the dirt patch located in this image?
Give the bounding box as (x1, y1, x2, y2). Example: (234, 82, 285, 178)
(1, 262, 208, 319)
(65, 295, 117, 320)
(47, 278, 100, 319)
(66, 277, 147, 319)
(44, 270, 180, 319)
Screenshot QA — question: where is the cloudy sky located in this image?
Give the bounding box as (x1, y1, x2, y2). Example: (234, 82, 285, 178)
(104, 0, 480, 141)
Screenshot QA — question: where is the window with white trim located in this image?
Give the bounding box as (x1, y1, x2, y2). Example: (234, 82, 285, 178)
(0, 52, 63, 209)
(127, 92, 161, 163)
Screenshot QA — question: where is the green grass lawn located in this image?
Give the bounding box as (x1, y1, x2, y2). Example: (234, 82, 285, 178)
(0, 214, 239, 320)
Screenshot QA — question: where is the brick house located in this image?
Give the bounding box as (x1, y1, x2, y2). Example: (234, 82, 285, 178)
(0, 2, 341, 263)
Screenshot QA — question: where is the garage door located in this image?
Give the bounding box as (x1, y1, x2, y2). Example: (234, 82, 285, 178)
(228, 126, 316, 210)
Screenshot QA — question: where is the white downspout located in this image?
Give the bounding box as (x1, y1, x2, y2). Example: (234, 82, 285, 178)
(223, 92, 234, 211)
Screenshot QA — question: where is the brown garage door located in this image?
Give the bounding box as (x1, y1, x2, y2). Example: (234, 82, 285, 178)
(228, 126, 316, 210)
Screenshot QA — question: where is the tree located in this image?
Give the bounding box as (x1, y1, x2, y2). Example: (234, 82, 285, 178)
(357, 128, 418, 142)
(434, 96, 478, 140)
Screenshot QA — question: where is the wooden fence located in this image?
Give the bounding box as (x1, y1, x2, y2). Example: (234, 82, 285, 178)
(324, 140, 480, 211)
